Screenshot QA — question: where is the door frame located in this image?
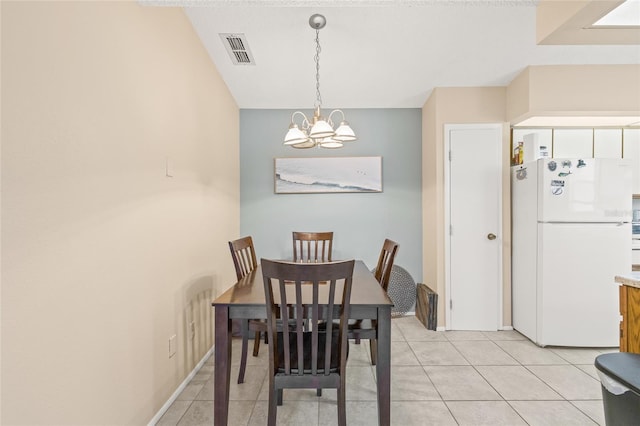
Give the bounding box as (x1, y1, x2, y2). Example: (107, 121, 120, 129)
(443, 123, 504, 330)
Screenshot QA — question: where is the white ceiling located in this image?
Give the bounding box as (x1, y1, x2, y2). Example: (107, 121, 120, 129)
(175, 0, 640, 110)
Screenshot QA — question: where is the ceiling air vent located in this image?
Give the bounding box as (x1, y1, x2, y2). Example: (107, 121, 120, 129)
(220, 33, 255, 65)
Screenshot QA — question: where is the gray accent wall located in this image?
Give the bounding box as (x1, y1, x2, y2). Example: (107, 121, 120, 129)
(240, 108, 423, 283)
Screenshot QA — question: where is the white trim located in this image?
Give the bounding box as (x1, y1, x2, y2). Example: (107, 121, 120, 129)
(444, 125, 452, 330)
(444, 123, 504, 331)
(437, 325, 511, 332)
(148, 346, 214, 426)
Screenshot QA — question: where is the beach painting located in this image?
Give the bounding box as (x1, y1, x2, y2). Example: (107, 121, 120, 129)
(275, 157, 382, 194)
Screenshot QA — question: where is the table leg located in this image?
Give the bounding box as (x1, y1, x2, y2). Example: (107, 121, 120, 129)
(376, 307, 391, 426)
(214, 306, 232, 426)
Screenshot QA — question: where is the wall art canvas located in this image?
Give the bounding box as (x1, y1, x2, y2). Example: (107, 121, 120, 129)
(275, 156, 382, 194)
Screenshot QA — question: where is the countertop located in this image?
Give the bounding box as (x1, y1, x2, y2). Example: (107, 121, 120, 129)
(615, 273, 640, 289)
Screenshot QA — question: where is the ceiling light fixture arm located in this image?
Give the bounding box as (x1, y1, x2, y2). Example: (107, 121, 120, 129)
(291, 110, 311, 130)
(327, 109, 346, 126)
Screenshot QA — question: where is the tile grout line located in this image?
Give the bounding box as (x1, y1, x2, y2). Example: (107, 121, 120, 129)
(174, 400, 195, 426)
(162, 317, 609, 425)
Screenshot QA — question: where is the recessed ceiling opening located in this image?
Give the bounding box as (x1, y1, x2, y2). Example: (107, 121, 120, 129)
(592, 0, 640, 27)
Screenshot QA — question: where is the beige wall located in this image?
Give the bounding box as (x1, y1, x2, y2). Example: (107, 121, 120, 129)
(422, 87, 512, 328)
(422, 90, 440, 317)
(424, 66, 640, 330)
(1, 2, 239, 424)
(537, 0, 639, 45)
(537, 0, 590, 44)
(507, 64, 640, 124)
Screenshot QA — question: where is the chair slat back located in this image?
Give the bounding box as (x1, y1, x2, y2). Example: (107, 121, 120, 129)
(374, 239, 399, 292)
(261, 259, 354, 377)
(292, 231, 333, 263)
(229, 236, 258, 280)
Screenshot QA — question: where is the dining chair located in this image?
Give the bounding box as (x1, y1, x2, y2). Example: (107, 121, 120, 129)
(260, 258, 354, 426)
(228, 236, 266, 384)
(292, 231, 333, 263)
(349, 238, 399, 365)
(373, 238, 400, 292)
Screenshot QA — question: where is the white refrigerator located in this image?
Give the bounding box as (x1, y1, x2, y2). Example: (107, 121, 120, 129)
(511, 158, 632, 347)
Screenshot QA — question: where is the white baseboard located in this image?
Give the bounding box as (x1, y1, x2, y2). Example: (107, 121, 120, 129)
(148, 346, 214, 426)
(435, 326, 513, 332)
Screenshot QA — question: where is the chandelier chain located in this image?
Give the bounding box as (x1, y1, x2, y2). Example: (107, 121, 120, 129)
(314, 29, 322, 109)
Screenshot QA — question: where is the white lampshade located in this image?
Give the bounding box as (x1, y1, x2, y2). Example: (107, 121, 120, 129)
(309, 119, 335, 139)
(283, 124, 309, 146)
(333, 121, 357, 142)
(318, 137, 344, 149)
(292, 139, 317, 149)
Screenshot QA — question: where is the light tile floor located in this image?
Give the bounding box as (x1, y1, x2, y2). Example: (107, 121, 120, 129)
(156, 316, 612, 425)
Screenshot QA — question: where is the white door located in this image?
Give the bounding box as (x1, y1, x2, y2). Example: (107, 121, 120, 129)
(445, 124, 502, 330)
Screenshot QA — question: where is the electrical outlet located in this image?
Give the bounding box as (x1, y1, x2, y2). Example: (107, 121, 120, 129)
(169, 334, 177, 358)
(190, 322, 195, 340)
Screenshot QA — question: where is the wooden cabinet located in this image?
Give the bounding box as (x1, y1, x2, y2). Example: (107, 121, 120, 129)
(620, 284, 640, 354)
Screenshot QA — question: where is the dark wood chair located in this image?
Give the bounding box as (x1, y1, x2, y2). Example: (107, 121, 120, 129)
(373, 238, 399, 292)
(261, 258, 354, 426)
(228, 236, 266, 384)
(349, 238, 399, 365)
(292, 231, 333, 263)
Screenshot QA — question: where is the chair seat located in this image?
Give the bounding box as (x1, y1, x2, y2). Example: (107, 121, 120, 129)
(251, 318, 297, 333)
(320, 319, 377, 339)
(249, 319, 268, 331)
(347, 318, 376, 331)
(276, 330, 347, 374)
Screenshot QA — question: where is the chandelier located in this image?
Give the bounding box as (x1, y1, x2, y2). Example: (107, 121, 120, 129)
(283, 14, 357, 149)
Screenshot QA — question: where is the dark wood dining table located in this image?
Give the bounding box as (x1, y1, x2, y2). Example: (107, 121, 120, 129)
(212, 260, 393, 426)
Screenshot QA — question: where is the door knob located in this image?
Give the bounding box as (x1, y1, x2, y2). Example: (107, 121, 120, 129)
(487, 233, 497, 240)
